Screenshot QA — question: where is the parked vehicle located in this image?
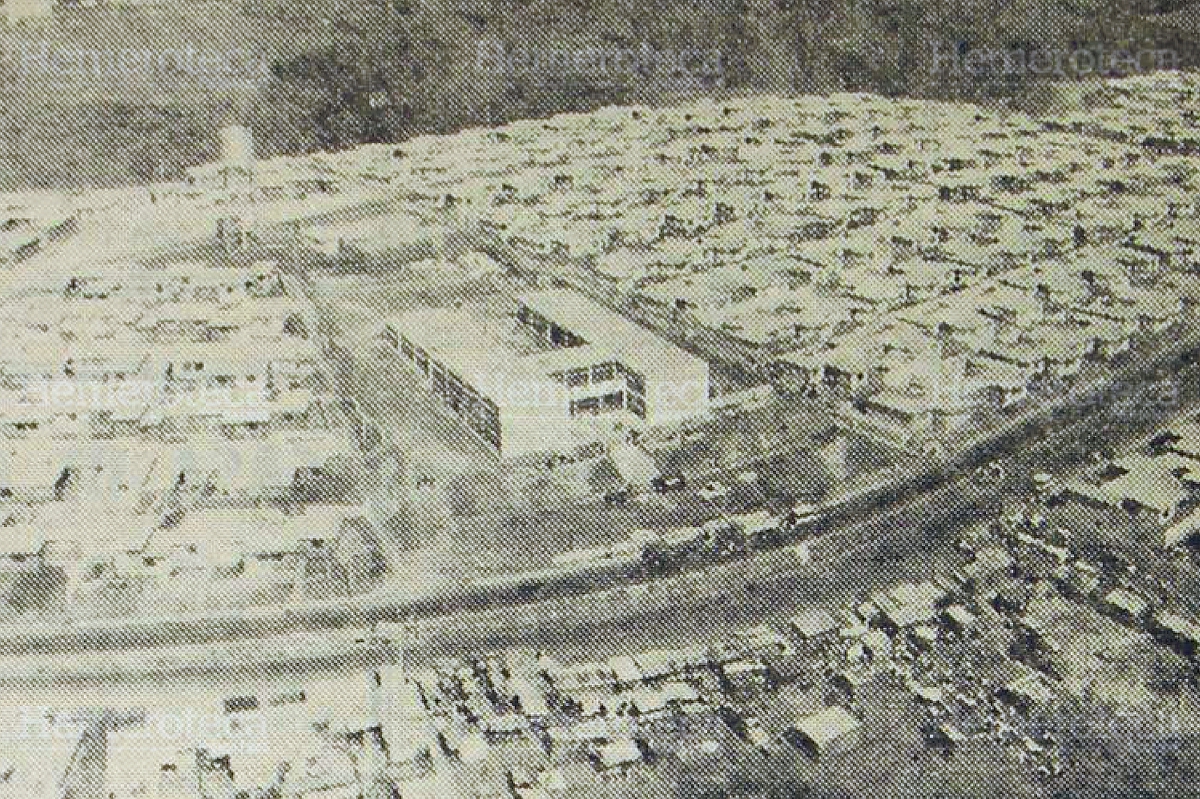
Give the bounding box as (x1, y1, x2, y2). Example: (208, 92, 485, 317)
(652, 473, 687, 493)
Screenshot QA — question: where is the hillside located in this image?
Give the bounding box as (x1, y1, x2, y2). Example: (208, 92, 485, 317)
(0, 0, 1196, 189)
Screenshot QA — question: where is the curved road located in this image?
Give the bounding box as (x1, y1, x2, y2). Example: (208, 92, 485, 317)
(0, 328, 1196, 685)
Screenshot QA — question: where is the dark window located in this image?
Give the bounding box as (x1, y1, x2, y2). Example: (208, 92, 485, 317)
(629, 395, 646, 418)
(571, 397, 602, 416)
(223, 695, 259, 714)
(592, 363, 617, 382)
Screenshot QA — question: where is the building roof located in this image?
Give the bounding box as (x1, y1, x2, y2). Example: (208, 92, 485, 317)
(1002, 670, 1056, 706)
(391, 302, 561, 389)
(608, 655, 643, 685)
(632, 646, 708, 678)
(1166, 420, 1200, 460)
(145, 504, 361, 562)
(1067, 452, 1198, 516)
(594, 738, 641, 769)
(789, 609, 839, 639)
(394, 290, 708, 402)
(1103, 588, 1150, 618)
(791, 705, 862, 749)
(517, 289, 708, 378)
(873, 580, 946, 628)
(0, 707, 88, 799)
(1155, 610, 1200, 645)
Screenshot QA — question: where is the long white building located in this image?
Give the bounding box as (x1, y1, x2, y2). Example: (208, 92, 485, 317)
(385, 289, 710, 457)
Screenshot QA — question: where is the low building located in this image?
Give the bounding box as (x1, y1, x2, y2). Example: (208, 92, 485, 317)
(2, 708, 100, 799)
(385, 289, 710, 457)
(941, 604, 978, 633)
(1055, 451, 1200, 547)
(1152, 610, 1200, 657)
(375, 668, 439, 764)
(996, 668, 1057, 712)
(0, 0, 53, 25)
(786, 706, 863, 759)
(872, 580, 946, 630)
(789, 609, 839, 642)
(631, 646, 708, 680)
(143, 504, 375, 582)
(962, 546, 1015, 592)
(1102, 587, 1152, 623)
(591, 738, 643, 771)
(608, 655, 643, 687)
(507, 675, 551, 718)
(722, 659, 769, 693)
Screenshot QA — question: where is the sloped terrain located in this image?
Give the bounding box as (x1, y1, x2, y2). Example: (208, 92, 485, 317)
(1, 0, 1197, 188)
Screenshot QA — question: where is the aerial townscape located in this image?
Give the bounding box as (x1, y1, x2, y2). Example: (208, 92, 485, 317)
(3, 67, 1200, 799)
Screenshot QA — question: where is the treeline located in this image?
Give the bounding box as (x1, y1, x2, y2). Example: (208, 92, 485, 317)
(247, 0, 1199, 156)
(1, 0, 1197, 188)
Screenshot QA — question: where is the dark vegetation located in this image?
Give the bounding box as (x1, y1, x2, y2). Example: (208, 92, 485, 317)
(0, 0, 1196, 188)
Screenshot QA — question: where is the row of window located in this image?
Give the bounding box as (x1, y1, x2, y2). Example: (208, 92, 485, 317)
(569, 391, 625, 417)
(398, 331, 648, 442)
(553, 361, 646, 397)
(399, 335, 502, 449)
(565, 387, 647, 420)
(516, 306, 586, 349)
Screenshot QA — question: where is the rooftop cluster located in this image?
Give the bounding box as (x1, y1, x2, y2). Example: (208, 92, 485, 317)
(254, 72, 1200, 446)
(13, 478, 1199, 798)
(0, 259, 378, 618)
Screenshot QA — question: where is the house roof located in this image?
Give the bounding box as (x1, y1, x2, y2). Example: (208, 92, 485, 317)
(789, 609, 839, 639)
(145, 504, 361, 561)
(792, 705, 862, 748)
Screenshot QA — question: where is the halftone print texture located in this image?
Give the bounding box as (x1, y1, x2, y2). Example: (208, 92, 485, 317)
(0, 1, 1198, 797)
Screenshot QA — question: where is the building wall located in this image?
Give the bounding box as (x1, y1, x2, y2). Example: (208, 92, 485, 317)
(2, 0, 54, 22)
(392, 298, 710, 457)
(553, 361, 644, 420)
(643, 356, 709, 426)
(499, 401, 574, 458)
(515, 296, 710, 426)
(397, 332, 506, 450)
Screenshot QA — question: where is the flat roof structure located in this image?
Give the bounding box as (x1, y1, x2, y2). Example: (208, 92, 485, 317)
(0, 502, 155, 562)
(872, 580, 946, 629)
(1155, 611, 1200, 648)
(593, 738, 642, 770)
(789, 609, 839, 640)
(0, 707, 90, 799)
(789, 705, 863, 759)
(387, 289, 710, 457)
(1065, 451, 1200, 521)
(518, 289, 708, 381)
